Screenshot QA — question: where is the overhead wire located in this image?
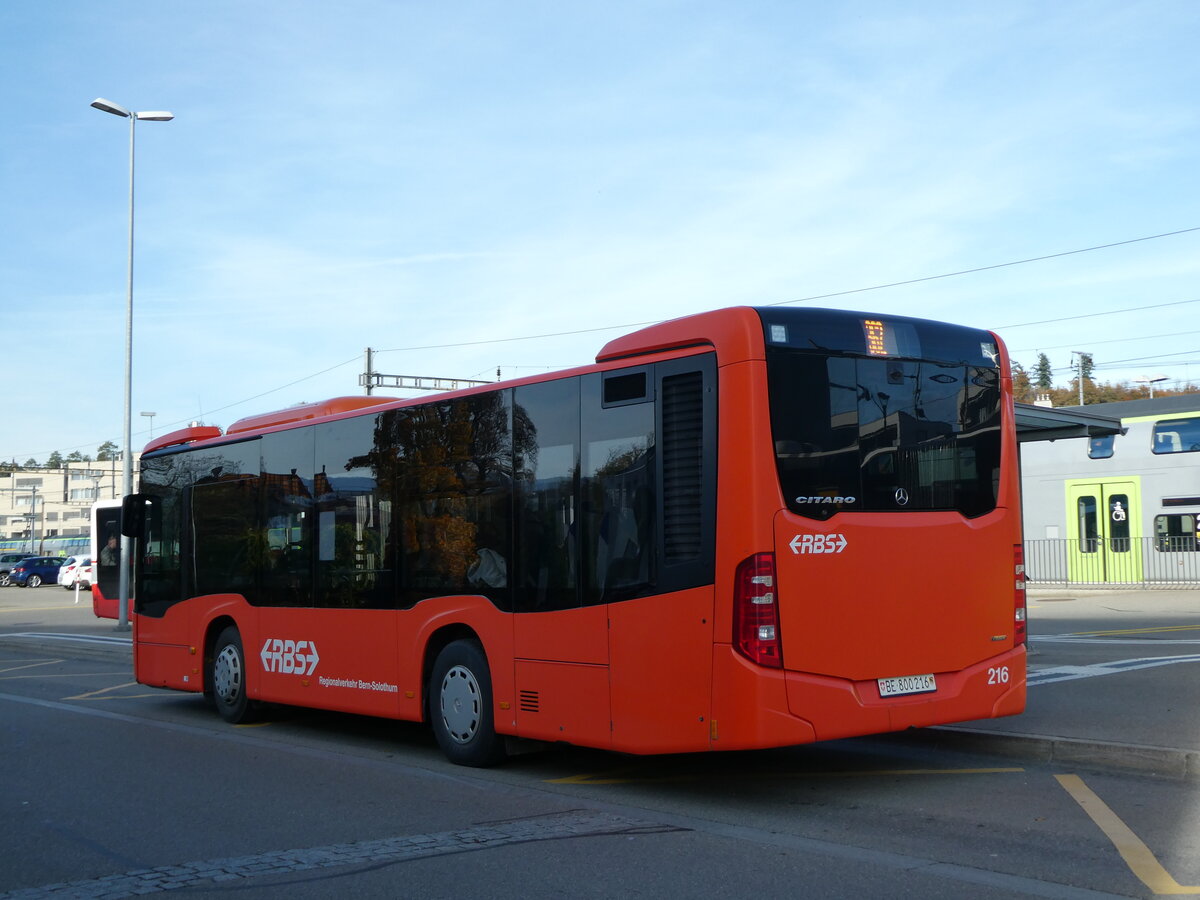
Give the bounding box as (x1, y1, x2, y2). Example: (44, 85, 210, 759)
(200, 225, 1200, 419)
(23, 225, 1200, 460)
(995, 296, 1200, 330)
(1010, 328, 1200, 354)
(765, 226, 1200, 310)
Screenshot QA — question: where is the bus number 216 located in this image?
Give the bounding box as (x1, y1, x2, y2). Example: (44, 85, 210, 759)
(988, 666, 1010, 685)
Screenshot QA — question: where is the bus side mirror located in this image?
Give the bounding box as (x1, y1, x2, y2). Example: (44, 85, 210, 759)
(121, 494, 149, 538)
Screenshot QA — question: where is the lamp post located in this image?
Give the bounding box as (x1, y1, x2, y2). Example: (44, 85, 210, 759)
(91, 97, 173, 630)
(25, 487, 39, 555)
(1135, 375, 1169, 399)
(141, 410, 157, 440)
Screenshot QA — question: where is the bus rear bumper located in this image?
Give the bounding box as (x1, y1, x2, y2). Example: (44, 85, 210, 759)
(709, 644, 1026, 750)
(784, 645, 1027, 742)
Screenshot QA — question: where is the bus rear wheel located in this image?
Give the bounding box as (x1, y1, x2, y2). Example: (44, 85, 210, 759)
(430, 640, 506, 767)
(209, 626, 261, 724)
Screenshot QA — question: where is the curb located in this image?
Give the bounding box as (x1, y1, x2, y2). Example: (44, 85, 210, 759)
(918, 726, 1200, 781)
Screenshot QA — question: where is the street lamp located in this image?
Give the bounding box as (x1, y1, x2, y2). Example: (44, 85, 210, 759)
(1135, 375, 1169, 399)
(141, 410, 157, 440)
(91, 97, 174, 631)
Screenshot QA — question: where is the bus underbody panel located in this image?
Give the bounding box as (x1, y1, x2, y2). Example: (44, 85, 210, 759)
(134, 639, 198, 692)
(513, 659, 611, 748)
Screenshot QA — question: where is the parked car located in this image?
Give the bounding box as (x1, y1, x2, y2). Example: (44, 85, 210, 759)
(58, 555, 92, 589)
(0, 551, 31, 586)
(9, 557, 68, 588)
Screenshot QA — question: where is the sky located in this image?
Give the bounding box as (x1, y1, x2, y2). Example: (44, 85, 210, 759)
(3, 0, 1199, 464)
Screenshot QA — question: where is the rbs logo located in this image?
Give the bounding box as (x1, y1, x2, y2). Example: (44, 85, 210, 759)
(788, 533, 848, 555)
(260, 638, 320, 675)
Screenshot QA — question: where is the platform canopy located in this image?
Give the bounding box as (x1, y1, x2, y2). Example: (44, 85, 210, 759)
(1014, 403, 1124, 443)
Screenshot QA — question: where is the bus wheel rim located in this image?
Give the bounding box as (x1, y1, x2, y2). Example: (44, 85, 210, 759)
(440, 665, 481, 743)
(213, 645, 243, 704)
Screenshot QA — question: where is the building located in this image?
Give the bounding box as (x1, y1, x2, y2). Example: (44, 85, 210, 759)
(0, 459, 133, 555)
(1020, 394, 1200, 585)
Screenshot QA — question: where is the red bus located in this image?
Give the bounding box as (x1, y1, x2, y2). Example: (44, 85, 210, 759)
(122, 307, 1026, 765)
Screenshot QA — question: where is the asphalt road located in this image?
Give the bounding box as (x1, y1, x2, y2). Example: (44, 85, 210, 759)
(2, 584, 1200, 898)
(944, 587, 1200, 777)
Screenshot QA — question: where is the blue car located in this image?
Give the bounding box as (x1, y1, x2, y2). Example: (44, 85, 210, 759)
(9, 557, 68, 588)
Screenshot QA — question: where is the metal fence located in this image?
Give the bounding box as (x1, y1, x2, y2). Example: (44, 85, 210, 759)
(1025, 537, 1200, 588)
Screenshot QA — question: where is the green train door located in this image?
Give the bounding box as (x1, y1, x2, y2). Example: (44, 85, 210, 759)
(1065, 479, 1143, 583)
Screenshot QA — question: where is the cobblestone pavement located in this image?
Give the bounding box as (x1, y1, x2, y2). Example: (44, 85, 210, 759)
(0, 810, 683, 899)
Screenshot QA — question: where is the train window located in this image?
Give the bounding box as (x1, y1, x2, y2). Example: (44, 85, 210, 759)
(1077, 496, 1099, 553)
(1151, 418, 1200, 454)
(1108, 494, 1130, 553)
(1154, 514, 1200, 552)
(1087, 435, 1114, 459)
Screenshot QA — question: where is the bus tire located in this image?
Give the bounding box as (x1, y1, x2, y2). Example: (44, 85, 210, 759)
(209, 626, 261, 724)
(429, 640, 506, 767)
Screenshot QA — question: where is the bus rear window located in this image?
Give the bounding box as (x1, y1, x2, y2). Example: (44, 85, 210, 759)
(767, 350, 1001, 519)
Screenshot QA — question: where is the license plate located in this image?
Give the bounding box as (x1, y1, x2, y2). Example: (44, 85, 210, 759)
(877, 673, 937, 697)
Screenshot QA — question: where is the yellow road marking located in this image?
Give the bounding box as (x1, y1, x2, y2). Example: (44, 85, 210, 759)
(550, 766, 1023, 785)
(65, 681, 141, 700)
(1070, 625, 1200, 638)
(1056, 774, 1200, 895)
(0, 660, 63, 675)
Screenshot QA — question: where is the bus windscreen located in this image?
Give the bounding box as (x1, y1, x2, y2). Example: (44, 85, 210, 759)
(768, 350, 1002, 520)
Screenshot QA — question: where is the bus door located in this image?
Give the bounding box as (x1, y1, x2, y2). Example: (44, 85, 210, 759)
(1066, 479, 1143, 583)
(93, 505, 124, 619)
(511, 378, 611, 749)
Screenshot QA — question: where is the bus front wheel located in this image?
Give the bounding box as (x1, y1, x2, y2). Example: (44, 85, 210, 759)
(429, 640, 506, 767)
(209, 626, 261, 724)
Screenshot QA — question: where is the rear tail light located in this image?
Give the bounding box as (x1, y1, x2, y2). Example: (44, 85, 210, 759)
(1014, 544, 1027, 645)
(734, 552, 783, 668)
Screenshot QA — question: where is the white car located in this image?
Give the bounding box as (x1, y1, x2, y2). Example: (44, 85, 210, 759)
(58, 556, 92, 589)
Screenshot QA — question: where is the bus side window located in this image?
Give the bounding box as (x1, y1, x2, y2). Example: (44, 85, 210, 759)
(391, 393, 514, 610)
(514, 379, 581, 613)
(582, 372, 655, 604)
(261, 428, 315, 608)
(192, 478, 260, 597)
(316, 414, 396, 610)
